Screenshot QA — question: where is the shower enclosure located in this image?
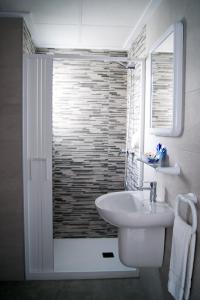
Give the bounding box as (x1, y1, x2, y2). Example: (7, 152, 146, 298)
(23, 52, 144, 279)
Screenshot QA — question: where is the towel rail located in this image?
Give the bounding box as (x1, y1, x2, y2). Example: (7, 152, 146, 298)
(175, 193, 197, 234)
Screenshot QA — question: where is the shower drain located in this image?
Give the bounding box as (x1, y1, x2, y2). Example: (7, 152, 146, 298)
(102, 252, 114, 258)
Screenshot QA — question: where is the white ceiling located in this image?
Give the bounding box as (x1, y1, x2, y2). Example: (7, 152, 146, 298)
(0, 0, 161, 50)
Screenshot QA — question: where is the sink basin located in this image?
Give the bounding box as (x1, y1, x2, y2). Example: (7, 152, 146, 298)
(95, 191, 174, 267)
(95, 190, 174, 228)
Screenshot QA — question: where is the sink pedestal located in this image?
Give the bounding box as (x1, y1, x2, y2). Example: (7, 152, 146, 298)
(118, 227, 165, 267)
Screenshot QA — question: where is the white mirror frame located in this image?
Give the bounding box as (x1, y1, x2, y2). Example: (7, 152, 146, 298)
(149, 21, 183, 137)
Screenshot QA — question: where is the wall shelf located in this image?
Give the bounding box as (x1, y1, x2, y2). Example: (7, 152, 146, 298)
(137, 157, 181, 176)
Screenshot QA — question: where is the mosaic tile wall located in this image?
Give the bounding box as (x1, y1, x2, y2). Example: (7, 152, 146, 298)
(52, 53, 127, 238)
(151, 52, 173, 128)
(126, 26, 146, 190)
(23, 22, 35, 54)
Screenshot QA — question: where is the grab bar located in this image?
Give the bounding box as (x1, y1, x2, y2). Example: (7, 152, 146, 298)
(175, 193, 197, 234)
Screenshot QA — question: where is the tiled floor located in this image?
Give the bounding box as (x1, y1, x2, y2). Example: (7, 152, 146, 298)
(0, 269, 166, 300)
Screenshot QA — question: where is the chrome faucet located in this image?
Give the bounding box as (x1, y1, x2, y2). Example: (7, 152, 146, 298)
(136, 181, 157, 203)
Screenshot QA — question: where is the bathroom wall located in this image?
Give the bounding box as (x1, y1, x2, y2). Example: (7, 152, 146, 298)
(0, 17, 35, 280)
(52, 52, 127, 238)
(0, 17, 24, 280)
(126, 26, 146, 189)
(142, 0, 200, 298)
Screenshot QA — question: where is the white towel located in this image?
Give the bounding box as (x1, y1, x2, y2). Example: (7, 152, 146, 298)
(168, 214, 196, 300)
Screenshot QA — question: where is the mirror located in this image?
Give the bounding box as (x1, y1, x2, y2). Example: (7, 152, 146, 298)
(149, 22, 183, 136)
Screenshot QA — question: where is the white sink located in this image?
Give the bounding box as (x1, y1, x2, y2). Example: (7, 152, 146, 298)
(95, 190, 174, 228)
(95, 191, 174, 267)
